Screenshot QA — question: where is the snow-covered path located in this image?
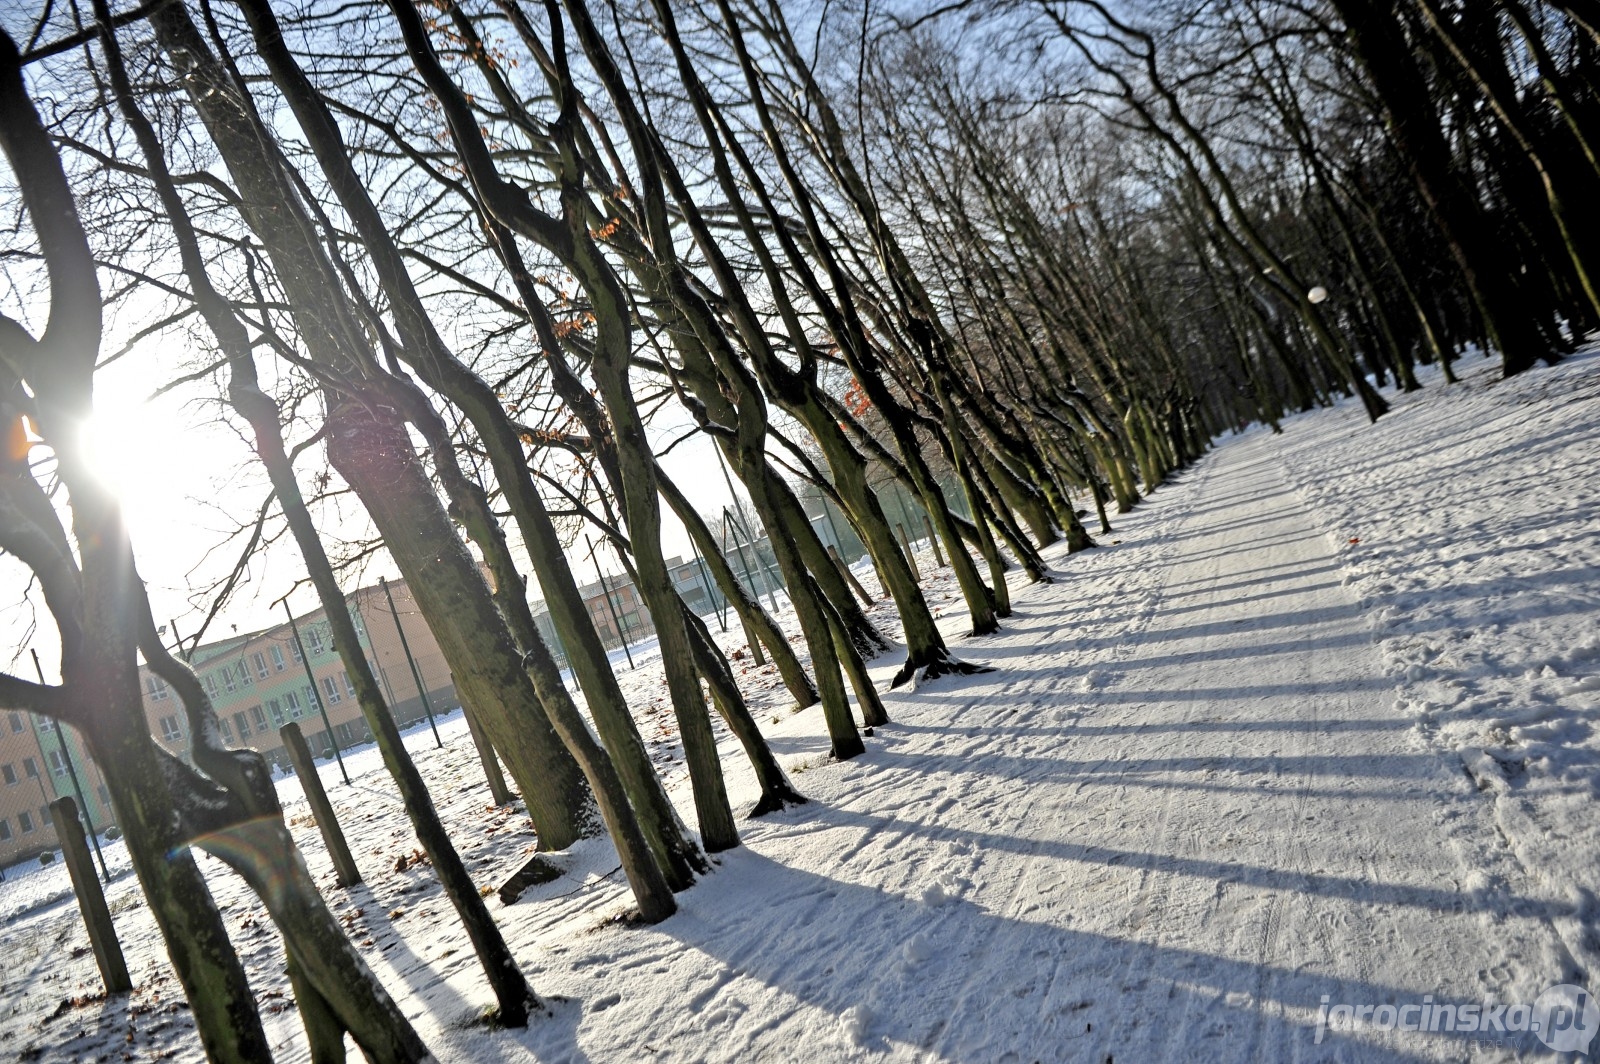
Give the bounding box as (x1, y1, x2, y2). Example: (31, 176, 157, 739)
(903, 436, 1573, 1062)
(499, 431, 1578, 1063)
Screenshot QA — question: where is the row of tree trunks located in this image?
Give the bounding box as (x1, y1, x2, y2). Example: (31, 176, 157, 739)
(237, 0, 699, 904)
(0, 32, 427, 1056)
(96, 10, 535, 1020)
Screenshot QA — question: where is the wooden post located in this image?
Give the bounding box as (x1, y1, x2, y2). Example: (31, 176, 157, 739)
(31, 651, 109, 883)
(280, 723, 361, 887)
(50, 796, 130, 993)
(827, 544, 875, 605)
(896, 524, 923, 581)
(457, 679, 513, 806)
(921, 515, 947, 567)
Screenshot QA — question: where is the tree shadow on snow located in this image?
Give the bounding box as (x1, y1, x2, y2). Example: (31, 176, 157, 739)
(646, 845, 1536, 1064)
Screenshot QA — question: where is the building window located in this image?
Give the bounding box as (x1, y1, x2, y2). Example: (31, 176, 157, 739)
(342, 671, 357, 699)
(223, 666, 237, 693)
(2, 763, 15, 786)
(268, 699, 284, 727)
(97, 785, 111, 807)
(306, 626, 325, 657)
(23, 757, 39, 780)
(159, 715, 182, 743)
(270, 644, 287, 672)
(283, 690, 302, 718)
(40, 805, 51, 827)
(8, 711, 24, 733)
(233, 711, 251, 739)
(251, 705, 268, 731)
(46, 749, 67, 778)
(321, 677, 343, 705)
(290, 638, 303, 664)
(0, 818, 10, 841)
(238, 662, 252, 687)
(34, 714, 53, 733)
(252, 651, 269, 679)
(146, 675, 170, 701)
(203, 674, 219, 699)
(18, 810, 35, 834)
(217, 716, 234, 744)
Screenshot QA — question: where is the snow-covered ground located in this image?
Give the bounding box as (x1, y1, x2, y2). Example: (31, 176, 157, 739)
(1273, 348, 1600, 982)
(2, 348, 1596, 1062)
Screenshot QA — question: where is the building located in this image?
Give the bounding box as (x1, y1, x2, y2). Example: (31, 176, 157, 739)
(1, 710, 61, 866)
(574, 570, 652, 650)
(1, 702, 116, 869)
(139, 577, 457, 775)
(2, 577, 460, 872)
(32, 716, 114, 833)
(668, 555, 725, 616)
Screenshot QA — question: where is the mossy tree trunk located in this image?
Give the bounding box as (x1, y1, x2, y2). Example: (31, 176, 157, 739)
(657, 472, 820, 708)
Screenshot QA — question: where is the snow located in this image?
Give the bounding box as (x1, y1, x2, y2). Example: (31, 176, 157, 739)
(0, 833, 135, 925)
(2, 348, 1598, 1062)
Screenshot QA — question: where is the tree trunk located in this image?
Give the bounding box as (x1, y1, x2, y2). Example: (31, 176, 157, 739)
(681, 606, 809, 815)
(324, 398, 593, 845)
(659, 471, 820, 708)
(1330, 0, 1559, 375)
(92, 723, 274, 1062)
(235, 0, 701, 894)
(98, 19, 540, 1016)
(0, 35, 274, 1060)
(148, 0, 594, 849)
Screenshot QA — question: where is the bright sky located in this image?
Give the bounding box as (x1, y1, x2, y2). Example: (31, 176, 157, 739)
(3, 350, 748, 683)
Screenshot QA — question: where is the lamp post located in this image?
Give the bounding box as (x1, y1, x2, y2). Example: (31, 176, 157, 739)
(282, 600, 351, 783)
(378, 577, 443, 748)
(585, 536, 635, 669)
(31, 650, 109, 883)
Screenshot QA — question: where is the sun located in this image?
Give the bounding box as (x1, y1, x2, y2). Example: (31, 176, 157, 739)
(75, 391, 189, 536)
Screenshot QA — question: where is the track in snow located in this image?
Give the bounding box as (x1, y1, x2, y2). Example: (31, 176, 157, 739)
(509, 432, 1578, 1064)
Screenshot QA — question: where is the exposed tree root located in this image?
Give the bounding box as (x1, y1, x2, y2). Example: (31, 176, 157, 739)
(889, 650, 996, 690)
